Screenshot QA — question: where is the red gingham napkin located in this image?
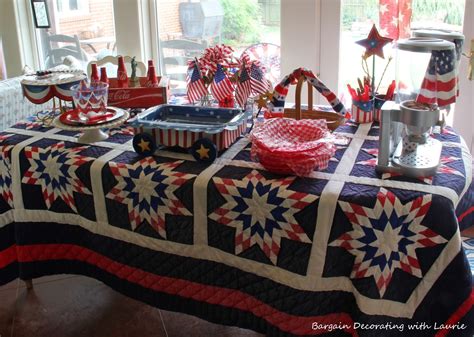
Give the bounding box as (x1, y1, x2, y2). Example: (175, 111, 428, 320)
(249, 118, 336, 176)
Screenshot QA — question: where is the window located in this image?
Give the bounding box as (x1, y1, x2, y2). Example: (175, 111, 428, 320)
(33, 0, 116, 70)
(155, 0, 281, 93)
(56, 0, 89, 16)
(339, 0, 466, 113)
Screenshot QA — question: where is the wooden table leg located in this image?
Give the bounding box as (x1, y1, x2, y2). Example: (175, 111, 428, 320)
(24, 279, 33, 290)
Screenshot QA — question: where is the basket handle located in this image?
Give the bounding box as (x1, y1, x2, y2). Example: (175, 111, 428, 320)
(294, 75, 313, 120)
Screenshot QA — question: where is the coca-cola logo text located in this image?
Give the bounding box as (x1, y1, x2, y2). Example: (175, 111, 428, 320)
(111, 90, 131, 101)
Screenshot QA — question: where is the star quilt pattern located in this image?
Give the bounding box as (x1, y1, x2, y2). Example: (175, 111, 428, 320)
(106, 158, 195, 238)
(0, 134, 14, 209)
(330, 188, 446, 297)
(0, 117, 473, 337)
(209, 170, 316, 264)
(22, 142, 92, 213)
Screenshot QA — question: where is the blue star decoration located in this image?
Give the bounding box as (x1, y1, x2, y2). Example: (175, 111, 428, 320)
(356, 24, 393, 59)
(330, 188, 447, 297)
(210, 170, 317, 264)
(106, 158, 195, 238)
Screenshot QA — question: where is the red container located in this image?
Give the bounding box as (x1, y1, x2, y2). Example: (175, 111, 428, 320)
(107, 76, 169, 109)
(249, 118, 336, 176)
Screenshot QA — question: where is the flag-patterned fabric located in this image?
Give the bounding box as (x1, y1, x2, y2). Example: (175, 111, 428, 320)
(186, 63, 207, 103)
(268, 68, 346, 115)
(379, 0, 412, 40)
(235, 66, 251, 108)
(249, 63, 269, 95)
(351, 99, 374, 123)
(416, 48, 457, 107)
(210, 64, 233, 102)
(0, 116, 473, 337)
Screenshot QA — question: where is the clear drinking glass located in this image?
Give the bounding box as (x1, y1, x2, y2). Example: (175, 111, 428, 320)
(71, 81, 109, 114)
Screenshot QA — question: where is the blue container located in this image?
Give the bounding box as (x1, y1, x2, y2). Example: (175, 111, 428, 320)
(129, 104, 249, 162)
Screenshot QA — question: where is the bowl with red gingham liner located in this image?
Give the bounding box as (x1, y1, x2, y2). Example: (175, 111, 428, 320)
(249, 118, 336, 177)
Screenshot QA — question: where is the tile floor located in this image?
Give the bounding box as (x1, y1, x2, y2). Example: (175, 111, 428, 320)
(0, 275, 264, 337)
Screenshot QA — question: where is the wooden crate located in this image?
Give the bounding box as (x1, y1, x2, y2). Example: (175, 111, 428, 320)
(107, 76, 169, 109)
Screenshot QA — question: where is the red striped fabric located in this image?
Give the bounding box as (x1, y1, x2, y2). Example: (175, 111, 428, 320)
(10, 243, 358, 336)
(148, 121, 246, 151)
(351, 105, 374, 123)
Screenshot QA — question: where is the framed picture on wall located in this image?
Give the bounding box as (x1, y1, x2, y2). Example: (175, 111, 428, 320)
(31, 0, 51, 29)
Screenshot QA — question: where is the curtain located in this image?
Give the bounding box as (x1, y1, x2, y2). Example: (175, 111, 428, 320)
(379, 0, 412, 40)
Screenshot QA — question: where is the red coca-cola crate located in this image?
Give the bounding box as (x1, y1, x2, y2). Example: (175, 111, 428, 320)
(107, 76, 169, 109)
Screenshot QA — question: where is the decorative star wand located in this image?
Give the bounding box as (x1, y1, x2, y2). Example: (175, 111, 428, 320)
(355, 24, 393, 98)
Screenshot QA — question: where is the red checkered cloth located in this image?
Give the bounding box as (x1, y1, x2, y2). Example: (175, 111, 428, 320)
(249, 118, 336, 176)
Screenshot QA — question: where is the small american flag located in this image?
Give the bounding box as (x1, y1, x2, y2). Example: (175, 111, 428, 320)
(416, 49, 457, 107)
(211, 64, 234, 102)
(235, 66, 251, 108)
(250, 63, 269, 95)
(186, 63, 207, 103)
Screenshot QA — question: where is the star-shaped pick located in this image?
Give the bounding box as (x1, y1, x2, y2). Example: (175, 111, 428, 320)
(256, 91, 273, 109)
(356, 24, 393, 59)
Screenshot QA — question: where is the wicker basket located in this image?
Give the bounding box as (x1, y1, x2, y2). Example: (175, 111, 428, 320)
(283, 75, 345, 131)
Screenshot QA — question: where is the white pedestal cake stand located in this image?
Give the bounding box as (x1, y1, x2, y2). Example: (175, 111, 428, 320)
(53, 107, 130, 144)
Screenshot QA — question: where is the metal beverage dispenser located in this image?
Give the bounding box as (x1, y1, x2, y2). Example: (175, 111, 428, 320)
(377, 38, 456, 177)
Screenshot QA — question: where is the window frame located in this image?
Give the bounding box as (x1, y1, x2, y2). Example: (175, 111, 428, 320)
(55, 0, 89, 18)
(11, 0, 472, 151)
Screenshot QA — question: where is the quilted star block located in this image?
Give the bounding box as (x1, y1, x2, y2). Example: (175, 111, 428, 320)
(330, 188, 447, 297)
(210, 170, 317, 265)
(106, 158, 195, 239)
(22, 142, 93, 213)
(0, 134, 14, 209)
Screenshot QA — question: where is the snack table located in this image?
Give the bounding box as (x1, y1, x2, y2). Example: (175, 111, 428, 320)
(0, 117, 473, 337)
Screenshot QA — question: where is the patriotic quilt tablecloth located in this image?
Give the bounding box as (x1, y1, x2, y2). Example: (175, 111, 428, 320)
(0, 117, 473, 337)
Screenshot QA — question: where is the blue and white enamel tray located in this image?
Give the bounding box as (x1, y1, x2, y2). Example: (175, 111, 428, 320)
(129, 104, 247, 134)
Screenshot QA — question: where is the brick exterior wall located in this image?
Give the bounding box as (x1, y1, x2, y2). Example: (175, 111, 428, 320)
(55, 0, 186, 55)
(56, 0, 116, 54)
(157, 0, 187, 41)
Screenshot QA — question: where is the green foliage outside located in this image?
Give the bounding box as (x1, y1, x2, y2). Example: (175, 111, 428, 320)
(412, 0, 465, 26)
(218, 0, 262, 46)
(342, 0, 465, 30)
(342, 0, 379, 30)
